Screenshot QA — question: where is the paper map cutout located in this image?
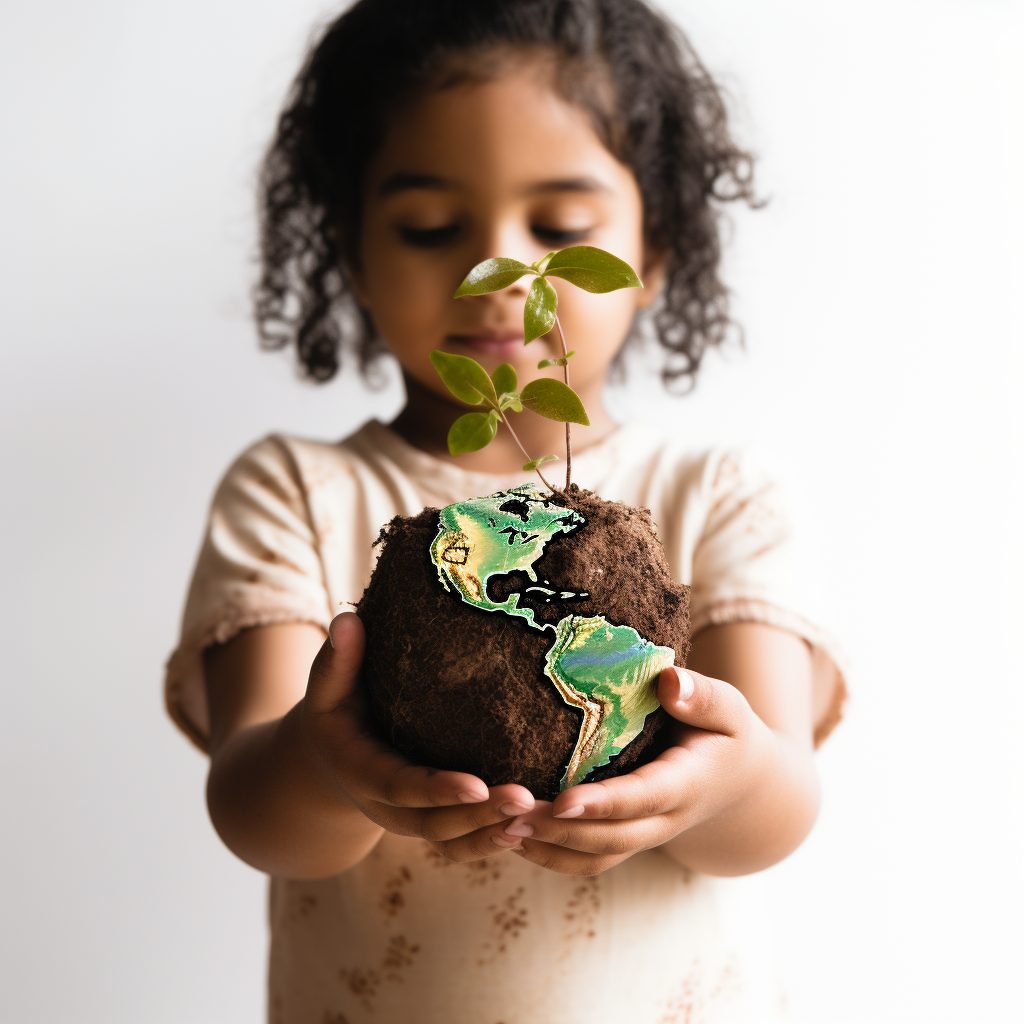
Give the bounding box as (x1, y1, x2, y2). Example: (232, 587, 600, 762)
(431, 485, 674, 790)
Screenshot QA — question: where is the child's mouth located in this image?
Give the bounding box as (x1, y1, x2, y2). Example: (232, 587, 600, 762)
(448, 330, 526, 358)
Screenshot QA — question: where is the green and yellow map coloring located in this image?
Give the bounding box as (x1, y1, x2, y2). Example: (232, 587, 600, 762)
(431, 485, 675, 790)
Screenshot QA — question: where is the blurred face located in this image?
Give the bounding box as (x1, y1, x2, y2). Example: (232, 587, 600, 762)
(352, 60, 658, 406)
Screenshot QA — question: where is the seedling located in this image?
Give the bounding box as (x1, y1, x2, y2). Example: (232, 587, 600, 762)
(430, 245, 641, 491)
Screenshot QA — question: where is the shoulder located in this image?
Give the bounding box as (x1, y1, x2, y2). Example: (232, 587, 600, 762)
(214, 423, 383, 508)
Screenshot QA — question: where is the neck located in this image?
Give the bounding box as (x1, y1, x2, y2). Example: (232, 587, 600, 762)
(390, 373, 618, 482)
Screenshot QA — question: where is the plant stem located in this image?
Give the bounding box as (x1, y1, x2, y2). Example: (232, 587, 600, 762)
(553, 314, 572, 489)
(501, 412, 556, 492)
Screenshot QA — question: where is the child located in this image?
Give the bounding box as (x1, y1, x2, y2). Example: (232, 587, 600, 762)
(166, 2, 846, 1021)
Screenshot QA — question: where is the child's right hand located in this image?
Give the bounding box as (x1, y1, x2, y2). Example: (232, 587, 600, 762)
(204, 613, 535, 879)
(300, 612, 536, 859)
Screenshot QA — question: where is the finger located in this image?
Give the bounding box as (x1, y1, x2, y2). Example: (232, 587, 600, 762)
(510, 838, 628, 876)
(305, 613, 365, 714)
(395, 785, 536, 844)
(428, 816, 529, 863)
(308, 686, 490, 809)
(550, 745, 694, 820)
(658, 666, 750, 737)
(549, 667, 751, 821)
(304, 614, 492, 809)
(323, 709, 491, 809)
(425, 797, 561, 862)
(499, 810, 674, 857)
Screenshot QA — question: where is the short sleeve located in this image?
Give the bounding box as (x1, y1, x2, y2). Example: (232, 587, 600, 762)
(689, 450, 848, 745)
(164, 437, 333, 751)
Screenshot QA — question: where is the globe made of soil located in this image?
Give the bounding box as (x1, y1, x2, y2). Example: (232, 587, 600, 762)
(357, 485, 690, 800)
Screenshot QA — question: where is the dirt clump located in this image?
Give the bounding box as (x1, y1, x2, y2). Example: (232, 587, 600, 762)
(357, 487, 689, 800)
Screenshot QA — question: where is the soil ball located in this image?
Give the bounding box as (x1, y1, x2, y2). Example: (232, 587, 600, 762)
(358, 485, 689, 800)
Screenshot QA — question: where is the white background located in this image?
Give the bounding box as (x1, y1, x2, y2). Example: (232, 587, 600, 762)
(1, 1, 1021, 1021)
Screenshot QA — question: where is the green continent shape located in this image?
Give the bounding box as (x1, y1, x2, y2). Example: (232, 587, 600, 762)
(545, 615, 675, 790)
(429, 487, 675, 789)
(429, 484, 585, 632)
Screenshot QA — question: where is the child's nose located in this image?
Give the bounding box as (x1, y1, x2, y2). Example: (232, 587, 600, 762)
(503, 274, 531, 298)
(473, 219, 545, 275)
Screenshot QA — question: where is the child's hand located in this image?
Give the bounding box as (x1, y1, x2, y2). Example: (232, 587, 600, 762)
(301, 613, 536, 858)
(430, 664, 820, 875)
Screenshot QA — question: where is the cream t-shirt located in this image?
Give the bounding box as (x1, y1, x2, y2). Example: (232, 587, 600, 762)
(166, 418, 845, 1024)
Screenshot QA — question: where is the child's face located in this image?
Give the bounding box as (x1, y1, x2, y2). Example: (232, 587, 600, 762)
(353, 60, 658, 407)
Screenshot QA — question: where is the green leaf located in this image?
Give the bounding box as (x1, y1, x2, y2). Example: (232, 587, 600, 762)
(499, 393, 523, 413)
(430, 351, 498, 407)
(491, 362, 517, 396)
(519, 378, 591, 425)
(454, 258, 533, 297)
(448, 411, 498, 455)
(523, 454, 559, 471)
(544, 246, 642, 293)
(537, 349, 577, 370)
(524, 276, 558, 343)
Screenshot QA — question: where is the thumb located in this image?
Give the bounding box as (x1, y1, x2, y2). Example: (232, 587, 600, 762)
(657, 665, 747, 738)
(305, 612, 366, 714)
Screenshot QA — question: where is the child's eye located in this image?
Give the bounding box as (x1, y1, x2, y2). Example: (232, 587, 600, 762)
(399, 224, 460, 247)
(531, 225, 593, 246)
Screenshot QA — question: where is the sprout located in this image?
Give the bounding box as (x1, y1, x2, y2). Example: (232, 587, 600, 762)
(432, 245, 641, 490)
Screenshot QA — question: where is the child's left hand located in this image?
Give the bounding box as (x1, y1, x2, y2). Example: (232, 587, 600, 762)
(429, 663, 821, 876)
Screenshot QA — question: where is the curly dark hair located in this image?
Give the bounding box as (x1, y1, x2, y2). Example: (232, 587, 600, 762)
(256, 0, 759, 388)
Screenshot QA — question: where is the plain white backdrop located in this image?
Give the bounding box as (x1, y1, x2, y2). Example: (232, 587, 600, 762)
(1, 1, 1021, 1021)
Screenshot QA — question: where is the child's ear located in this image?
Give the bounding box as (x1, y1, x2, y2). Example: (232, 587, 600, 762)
(636, 247, 668, 310)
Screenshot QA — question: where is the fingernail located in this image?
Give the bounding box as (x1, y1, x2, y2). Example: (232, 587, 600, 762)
(327, 616, 344, 649)
(675, 667, 695, 701)
(504, 819, 534, 837)
(499, 801, 531, 816)
(554, 804, 584, 819)
(491, 834, 522, 849)
(458, 791, 487, 804)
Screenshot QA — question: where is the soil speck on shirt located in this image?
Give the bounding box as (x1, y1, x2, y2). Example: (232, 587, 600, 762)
(658, 956, 742, 1023)
(383, 934, 421, 975)
(282, 890, 319, 926)
(464, 857, 502, 886)
(658, 961, 699, 1024)
(337, 935, 422, 1013)
(379, 865, 412, 917)
(476, 887, 528, 965)
(338, 967, 379, 1010)
(563, 877, 601, 940)
(423, 847, 504, 887)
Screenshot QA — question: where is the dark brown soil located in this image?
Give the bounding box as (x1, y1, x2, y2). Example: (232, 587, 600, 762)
(357, 487, 690, 800)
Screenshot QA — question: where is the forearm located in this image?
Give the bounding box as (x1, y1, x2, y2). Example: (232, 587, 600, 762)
(658, 730, 820, 876)
(206, 701, 383, 879)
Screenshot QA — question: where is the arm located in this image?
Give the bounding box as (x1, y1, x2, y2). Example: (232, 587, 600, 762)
(204, 614, 536, 880)
(204, 619, 382, 879)
(424, 621, 831, 876)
